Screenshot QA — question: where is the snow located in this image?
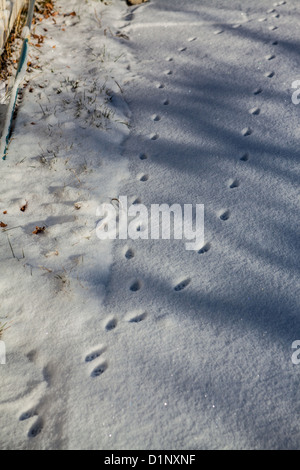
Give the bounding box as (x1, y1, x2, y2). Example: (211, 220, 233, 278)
(0, 0, 299, 450)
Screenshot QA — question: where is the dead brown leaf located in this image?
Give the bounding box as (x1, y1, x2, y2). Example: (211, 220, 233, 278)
(32, 226, 46, 235)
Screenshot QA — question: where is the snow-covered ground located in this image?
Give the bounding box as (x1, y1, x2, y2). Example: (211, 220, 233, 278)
(0, 0, 299, 450)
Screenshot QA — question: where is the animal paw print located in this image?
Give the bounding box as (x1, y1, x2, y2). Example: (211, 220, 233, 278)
(249, 107, 260, 115)
(229, 179, 239, 189)
(91, 361, 108, 378)
(174, 278, 191, 292)
(240, 152, 249, 162)
(242, 127, 253, 137)
(19, 407, 43, 439)
(139, 173, 149, 182)
(126, 311, 148, 323)
(150, 133, 159, 141)
(198, 242, 211, 254)
(264, 71, 275, 78)
(85, 346, 108, 378)
(130, 280, 142, 292)
(125, 247, 135, 260)
(220, 210, 230, 221)
(104, 317, 118, 332)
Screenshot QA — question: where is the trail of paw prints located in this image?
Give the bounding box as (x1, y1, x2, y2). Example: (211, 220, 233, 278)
(262, 1, 285, 62)
(234, 2, 284, 214)
(86, 319, 116, 379)
(177, 35, 197, 54)
(86, 303, 148, 382)
(18, 362, 54, 439)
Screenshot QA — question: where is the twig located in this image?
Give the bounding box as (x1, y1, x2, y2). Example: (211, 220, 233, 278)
(7, 236, 15, 258)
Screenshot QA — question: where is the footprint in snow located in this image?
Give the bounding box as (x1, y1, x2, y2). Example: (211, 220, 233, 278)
(151, 114, 161, 121)
(28, 417, 44, 439)
(19, 407, 43, 439)
(242, 127, 252, 137)
(253, 87, 263, 95)
(125, 248, 135, 260)
(91, 361, 108, 378)
(198, 242, 211, 254)
(127, 311, 148, 323)
(85, 346, 108, 378)
(265, 71, 275, 78)
(174, 278, 191, 292)
(26, 350, 37, 363)
(105, 317, 117, 332)
(240, 153, 249, 161)
(163, 99, 169, 106)
(188, 37, 197, 42)
(266, 54, 276, 61)
(229, 179, 239, 189)
(130, 280, 142, 292)
(123, 12, 134, 22)
(220, 210, 230, 221)
(139, 153, 148, 160)
(20, 408, 37, 422)
(178, 47, 187, 52)
(150, 133, 159, 140)
(132, 196, 142, 205)
(249, 107, 260, 115)
(164, 70, 173, 76)
(85, 347, 106, 363)
(139, 174, 149, 182)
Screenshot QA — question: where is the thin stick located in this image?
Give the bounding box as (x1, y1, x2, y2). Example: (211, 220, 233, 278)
(7, 236, 15, 258)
